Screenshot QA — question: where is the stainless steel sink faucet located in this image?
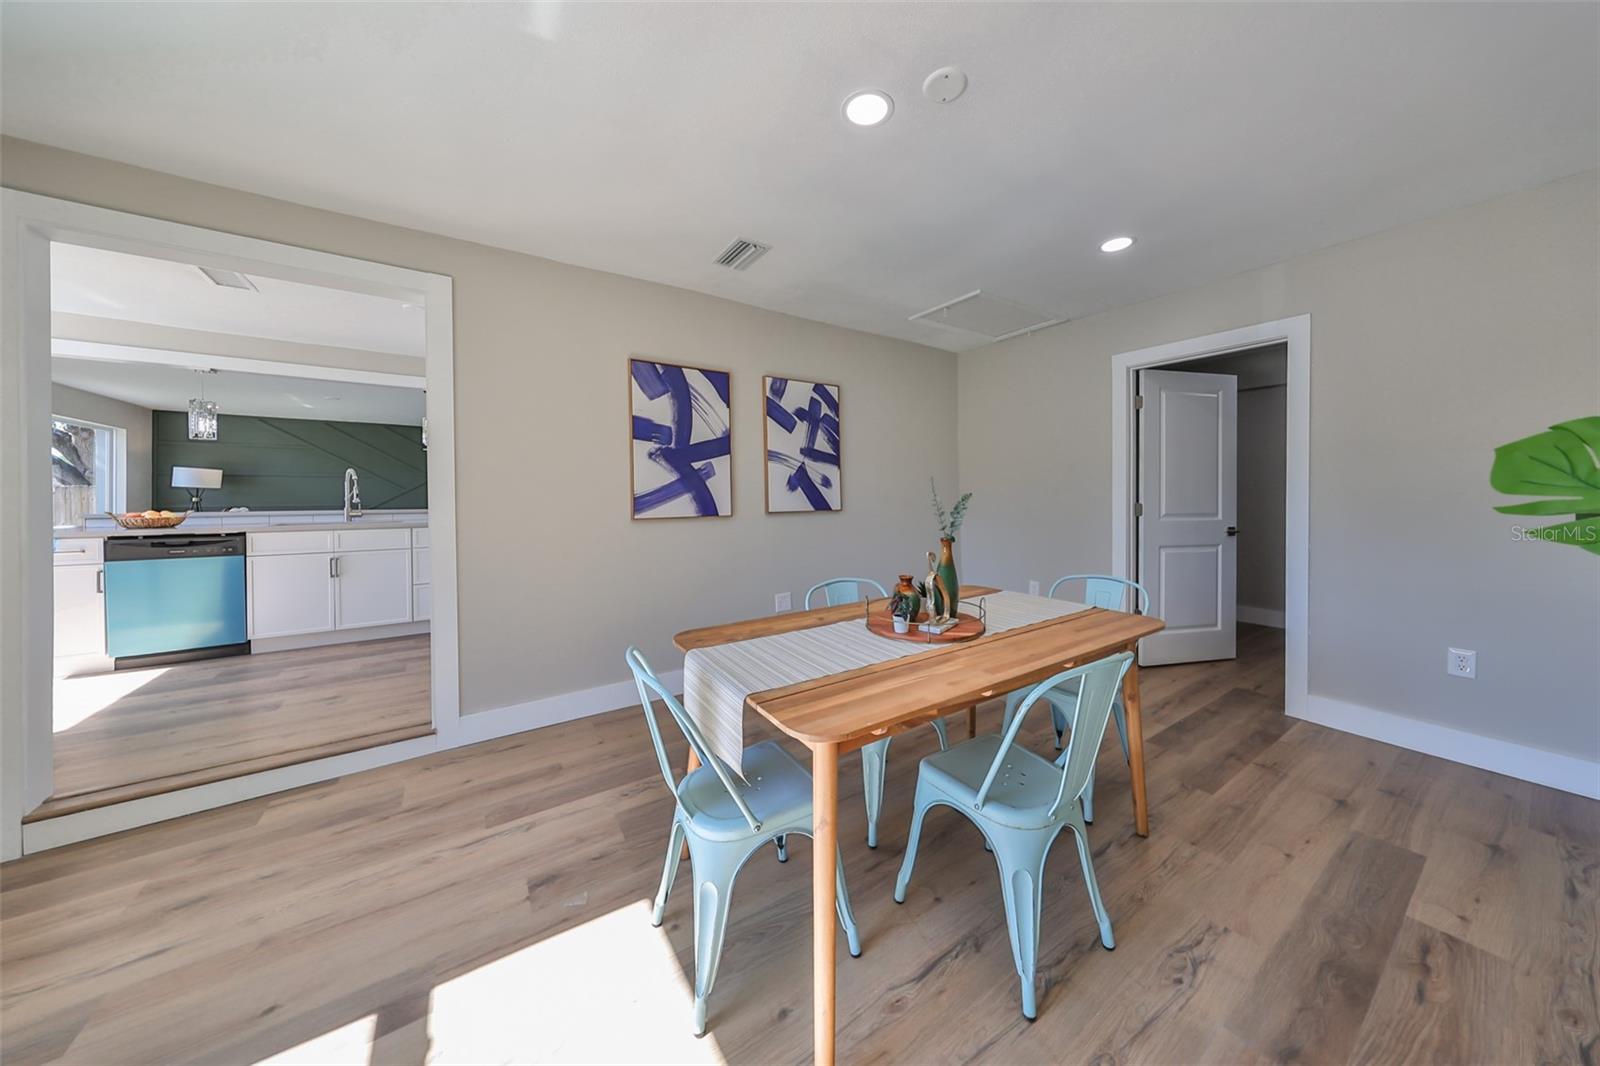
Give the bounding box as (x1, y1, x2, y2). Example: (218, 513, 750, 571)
(343, 467, 364, 521)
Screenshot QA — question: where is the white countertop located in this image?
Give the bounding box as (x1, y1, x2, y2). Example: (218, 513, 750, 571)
(56, 511, 428, 539)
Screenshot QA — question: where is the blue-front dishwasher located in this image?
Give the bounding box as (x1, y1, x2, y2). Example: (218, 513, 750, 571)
(103, 532, 249, 668)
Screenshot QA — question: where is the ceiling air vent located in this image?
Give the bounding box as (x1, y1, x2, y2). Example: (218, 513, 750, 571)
(908, 289, 1063, 341)
(714, 239, 772, 271)
(196, 266, 258, 291)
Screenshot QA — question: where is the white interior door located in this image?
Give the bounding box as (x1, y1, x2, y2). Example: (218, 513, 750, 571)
(1137, 368, 1237, 666)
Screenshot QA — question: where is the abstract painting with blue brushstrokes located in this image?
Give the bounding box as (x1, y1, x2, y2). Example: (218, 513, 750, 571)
(764, 375, 841, 512)
(630, 358, 733, 519)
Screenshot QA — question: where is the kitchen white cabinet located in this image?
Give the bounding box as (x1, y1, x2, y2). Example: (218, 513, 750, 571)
(53, 564, 105, 659)
(249, 553, 337, 638)
(412, 583, 432, 622)
(334, 549, 413, 629)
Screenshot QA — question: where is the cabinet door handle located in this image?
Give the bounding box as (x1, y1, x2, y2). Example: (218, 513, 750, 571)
(330, 556, 339, 579)
(96, 569, 104, 594)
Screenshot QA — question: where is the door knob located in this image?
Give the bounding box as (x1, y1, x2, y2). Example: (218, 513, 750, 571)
(1225, 526, 1238, 537)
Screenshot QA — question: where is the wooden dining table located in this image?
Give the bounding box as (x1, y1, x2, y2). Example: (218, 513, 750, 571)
(674, 584, 1166, 1066)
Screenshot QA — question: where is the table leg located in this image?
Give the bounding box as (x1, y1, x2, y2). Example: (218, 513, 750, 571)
(811, 741, 839, 1066)
(967, 705, 978, 739)
(1122, 656, 1149, 836)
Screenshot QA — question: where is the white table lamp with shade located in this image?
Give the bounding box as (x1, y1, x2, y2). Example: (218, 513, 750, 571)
(171, 466, 223, 511)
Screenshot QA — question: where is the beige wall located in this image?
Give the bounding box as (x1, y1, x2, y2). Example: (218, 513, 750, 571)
(958, 171, 1599, 761)
(50, 381, 153, 512)
(1236, 384, 1287, 615)
(1180, 344, 1289, 616)
(4, 137, 958, 716)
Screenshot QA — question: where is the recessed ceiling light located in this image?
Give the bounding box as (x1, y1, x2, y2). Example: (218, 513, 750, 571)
(1100, 236, 1136, 253)
(843, 90, 893, 127)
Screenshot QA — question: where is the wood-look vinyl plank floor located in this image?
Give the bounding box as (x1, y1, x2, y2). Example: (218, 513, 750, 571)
(45, 636, 431, 808)
(2, 624, 1595, 1064)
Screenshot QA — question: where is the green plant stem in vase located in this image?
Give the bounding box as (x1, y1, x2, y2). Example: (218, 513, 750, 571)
(929, 479, 973, 618)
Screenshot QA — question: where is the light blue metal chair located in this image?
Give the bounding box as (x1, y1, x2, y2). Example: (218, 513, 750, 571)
(895, 651, 1135, 1020)
(803, 576, 889, 609)
(804, 576, 950, 848)
(626, 647, 862, 1036)
(1001, 574, 1147, 822)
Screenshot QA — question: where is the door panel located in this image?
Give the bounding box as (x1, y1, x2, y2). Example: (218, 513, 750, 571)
(53, 565, 105, 660)
(249, 554, 336, 638)
(335, 549, 413, 629)
(1157, 545, 1222, 629)
(104, 556, 247, 658)
(1138, 368, 1237, 665)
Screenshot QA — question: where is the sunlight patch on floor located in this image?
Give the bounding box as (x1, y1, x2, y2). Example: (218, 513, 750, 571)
(53, 667, 167, 732)
(426, 899, 725, 1064)
(254, 1013, 375, 1066)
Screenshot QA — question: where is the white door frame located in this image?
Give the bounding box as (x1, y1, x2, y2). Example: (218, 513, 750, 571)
(1110, 315, 1310, 717)
(1, 190, 461, 858)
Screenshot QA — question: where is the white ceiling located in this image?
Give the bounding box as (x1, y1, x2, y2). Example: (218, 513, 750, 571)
(50, 243, 425, 356)
(52, 356, 425, 426)
(5, 3, 1596, 352)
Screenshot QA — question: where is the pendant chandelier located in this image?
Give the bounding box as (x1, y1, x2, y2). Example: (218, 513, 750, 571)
(188, 369, 219, 440)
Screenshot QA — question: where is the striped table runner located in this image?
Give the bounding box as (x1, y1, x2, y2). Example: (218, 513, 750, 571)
(682, 591, 1090, 775)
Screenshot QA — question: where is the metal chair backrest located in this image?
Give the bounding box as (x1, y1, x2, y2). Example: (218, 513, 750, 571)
(624, 646, 760, 831)
(1048, 574, 1150, 614)
(976, 652, 1135, 821)
(804, 577, 889, 610)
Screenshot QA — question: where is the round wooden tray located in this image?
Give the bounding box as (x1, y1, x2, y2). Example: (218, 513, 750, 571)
(866, 610, 986, 644)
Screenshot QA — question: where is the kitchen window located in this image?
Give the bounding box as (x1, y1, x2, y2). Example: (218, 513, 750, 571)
(51, 416, 123, 528)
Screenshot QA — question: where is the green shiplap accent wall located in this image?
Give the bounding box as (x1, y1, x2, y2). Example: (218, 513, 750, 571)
(151, 411, 427, 511)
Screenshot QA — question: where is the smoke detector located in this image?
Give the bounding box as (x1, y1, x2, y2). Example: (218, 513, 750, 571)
(713, 239, 772, 271)
(923, 66, 968, 103)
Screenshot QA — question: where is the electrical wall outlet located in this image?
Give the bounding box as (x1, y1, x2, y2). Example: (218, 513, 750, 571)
(1028, 579, 1041, 596)
(774, 591, 792, 613)
(1447, 648, 1476, 679)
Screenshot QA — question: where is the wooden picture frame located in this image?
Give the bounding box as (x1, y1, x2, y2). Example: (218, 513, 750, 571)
(628, 356, 734, 519)
(763, 374, 842, 513)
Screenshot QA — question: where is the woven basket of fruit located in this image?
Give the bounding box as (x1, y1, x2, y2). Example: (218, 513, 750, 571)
(108, 510, 189, 530)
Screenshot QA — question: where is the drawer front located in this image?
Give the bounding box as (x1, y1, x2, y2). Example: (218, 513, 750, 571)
(411, 526, 430, 549)
(334, 528, 413, 552)
(412, 546, 431, 585)
(413, 583, 432, 622)
(248, 530, 336, 556)
(53, 538, 104, 566)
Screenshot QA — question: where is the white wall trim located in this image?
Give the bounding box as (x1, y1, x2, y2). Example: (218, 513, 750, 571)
(1237, 605, 1286, 629)
(1110, 314, 1311, 718)
(1, 189, 460, 859)
(53, 338, 427, 389)
(1294, 696, 1600, 800)
(22, 734, 441, 852)
(451, 670, 683, 747)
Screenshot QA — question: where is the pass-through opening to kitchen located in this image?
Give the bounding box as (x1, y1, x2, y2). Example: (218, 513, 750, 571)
(41, 239, 436, 818)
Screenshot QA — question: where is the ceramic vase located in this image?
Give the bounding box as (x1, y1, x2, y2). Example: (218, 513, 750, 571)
(894, 574, 922, 621)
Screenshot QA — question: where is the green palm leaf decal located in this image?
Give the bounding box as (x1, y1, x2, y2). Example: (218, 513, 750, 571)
(1490, 416, 1600, 554)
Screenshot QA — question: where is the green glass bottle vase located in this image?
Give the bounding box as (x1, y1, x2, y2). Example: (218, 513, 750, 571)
(936, 537, 959, 618)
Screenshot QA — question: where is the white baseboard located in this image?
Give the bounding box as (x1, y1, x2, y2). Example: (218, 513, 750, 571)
(1237, 605, 1285, 628)
(1293, 695, 1600, 800)
(250, 620, 428, 654)
(449, 669, 683, 747)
